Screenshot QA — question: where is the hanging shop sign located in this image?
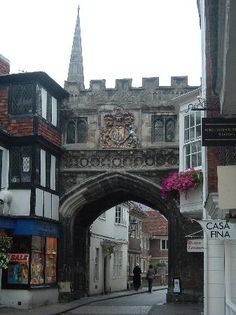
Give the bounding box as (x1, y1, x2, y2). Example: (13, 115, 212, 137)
(202, 118, 236, 146)
(187, 239, 204, 252)
(199, 220, 236, 240)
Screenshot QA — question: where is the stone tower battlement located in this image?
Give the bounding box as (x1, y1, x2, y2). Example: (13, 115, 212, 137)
(65, 75, 191, 93)
(64, 75, 198, 109)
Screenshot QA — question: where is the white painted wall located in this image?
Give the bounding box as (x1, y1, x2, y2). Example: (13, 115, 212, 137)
(9, 190, 31, 215)
(207, 239, 225, 315)
(89, 206, 129, 295)
(0, 288, 58, 309)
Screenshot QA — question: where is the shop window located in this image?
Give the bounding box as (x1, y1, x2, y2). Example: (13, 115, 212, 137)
(5, 236, 31, 287)
(9, 83, 34, 115)
(152, 116, 176, 142)
(3, 236, 57, 288)
(183, 111, 202, 168)
(45, 237, 57, 284)
(10, 146, 32, 184)
(31, 236, 57, 285)
(66, 118, 88, 144)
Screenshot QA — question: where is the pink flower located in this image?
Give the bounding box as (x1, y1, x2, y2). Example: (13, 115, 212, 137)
(161, 168, 202, 200)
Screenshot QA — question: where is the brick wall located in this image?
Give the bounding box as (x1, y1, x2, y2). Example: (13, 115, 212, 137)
(0, 55, 10, 74)
(150, 239, 168, 258)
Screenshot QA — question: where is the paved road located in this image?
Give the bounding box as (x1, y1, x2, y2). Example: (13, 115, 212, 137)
(64, 289, 166, 314)
(62, 289, 200, 315)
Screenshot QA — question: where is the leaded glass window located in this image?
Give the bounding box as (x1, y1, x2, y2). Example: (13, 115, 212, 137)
(10, 146, 32, 183)
(66, 121, 76, 144)
(152, 116, 176, 143)
(154, 119, 164, 142)
(66, 118, 88, 144)
(10, 84, 34, 115)
(77, 118, 87, 143)
(165, 118, 175, 142)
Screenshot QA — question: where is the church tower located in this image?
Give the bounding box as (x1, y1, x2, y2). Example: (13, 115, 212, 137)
(67, 5, 84, 89)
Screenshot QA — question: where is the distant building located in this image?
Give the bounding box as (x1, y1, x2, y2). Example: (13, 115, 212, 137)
(127, 203, 149, 289)
(143, 209, 168, 286)
(89, 204, 129, 295)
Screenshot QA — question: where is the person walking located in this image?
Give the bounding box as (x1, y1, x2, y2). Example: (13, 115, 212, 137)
(133, 263, 142, 291)
(146, 264, 155, 293)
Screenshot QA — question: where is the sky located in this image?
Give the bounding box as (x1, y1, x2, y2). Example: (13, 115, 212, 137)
(1, 0, 201, 89)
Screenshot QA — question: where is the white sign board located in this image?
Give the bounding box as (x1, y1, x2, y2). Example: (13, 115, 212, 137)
(187, 239, 204, 252)
(199, 220, 236, 240)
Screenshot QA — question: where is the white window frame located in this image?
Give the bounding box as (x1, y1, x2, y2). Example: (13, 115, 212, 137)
(160, 239, 168, 250)
(115, 205, 126, 225)
(183, 111, 202, 169)
(50, 155, 56, 190)
(51, 96, 58, 127)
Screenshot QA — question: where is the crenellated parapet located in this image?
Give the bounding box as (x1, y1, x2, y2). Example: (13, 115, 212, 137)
(63, 76, 199, 109)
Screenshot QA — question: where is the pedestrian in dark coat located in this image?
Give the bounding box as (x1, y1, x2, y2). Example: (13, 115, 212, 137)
(146, 264, 155, 293)
(133, 263, 142, 290)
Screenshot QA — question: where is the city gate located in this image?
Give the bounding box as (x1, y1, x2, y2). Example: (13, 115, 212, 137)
(58, 76, 203, 302)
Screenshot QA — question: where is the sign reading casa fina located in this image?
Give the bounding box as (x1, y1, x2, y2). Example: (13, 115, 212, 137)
(199, 220, 236, 240)
(187, 239, 204, 252)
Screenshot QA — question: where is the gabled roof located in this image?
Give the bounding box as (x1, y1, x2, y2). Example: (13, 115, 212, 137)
(142, 209, 168, 236)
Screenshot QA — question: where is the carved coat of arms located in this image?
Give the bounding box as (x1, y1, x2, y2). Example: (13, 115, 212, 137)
(100, 108, 139, 149)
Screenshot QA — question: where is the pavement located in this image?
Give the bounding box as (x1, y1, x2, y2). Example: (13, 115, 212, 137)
(0, 286, 203, 315)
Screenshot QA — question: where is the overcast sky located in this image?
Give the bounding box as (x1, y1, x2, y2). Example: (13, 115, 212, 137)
(1, 0, 201, 88)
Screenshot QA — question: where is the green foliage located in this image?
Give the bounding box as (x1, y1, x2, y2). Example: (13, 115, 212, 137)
(0, 236, 12, 269)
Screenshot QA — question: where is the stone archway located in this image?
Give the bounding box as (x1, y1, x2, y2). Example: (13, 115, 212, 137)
(58, 171, 202, 302)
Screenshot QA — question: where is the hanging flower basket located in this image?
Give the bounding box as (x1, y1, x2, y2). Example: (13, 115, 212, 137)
(161, 168, 203, 200)
(0, 234, 12, 269)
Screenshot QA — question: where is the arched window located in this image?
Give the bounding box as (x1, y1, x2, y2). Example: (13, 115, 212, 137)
(154, 119, 164, 142)
(66, 120, 76, 144)
(165, 119, 175, 142)
(77, 118, 88, 143)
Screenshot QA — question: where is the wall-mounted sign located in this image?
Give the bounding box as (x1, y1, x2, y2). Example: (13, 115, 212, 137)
(173, 277, 181, 294)
(199, 220, 236, 240)
(187, 239, 204, 252)
(202, 118, 236, 146)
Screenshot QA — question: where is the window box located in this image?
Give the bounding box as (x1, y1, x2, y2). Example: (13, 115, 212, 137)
(161, 168, 203, 200)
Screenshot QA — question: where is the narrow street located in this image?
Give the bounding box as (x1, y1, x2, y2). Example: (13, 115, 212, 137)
(62, 289, 203, 315)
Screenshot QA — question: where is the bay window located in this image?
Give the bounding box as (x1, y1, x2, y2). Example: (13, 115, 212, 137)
(10, 146, 32, 184)
(183, 111, 202, 168)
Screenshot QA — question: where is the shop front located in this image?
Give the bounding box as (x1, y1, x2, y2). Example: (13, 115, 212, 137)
(0, 217, 60, 309)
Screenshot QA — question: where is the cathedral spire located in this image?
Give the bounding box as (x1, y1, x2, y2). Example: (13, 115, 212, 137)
(67, 5, 84, 89)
